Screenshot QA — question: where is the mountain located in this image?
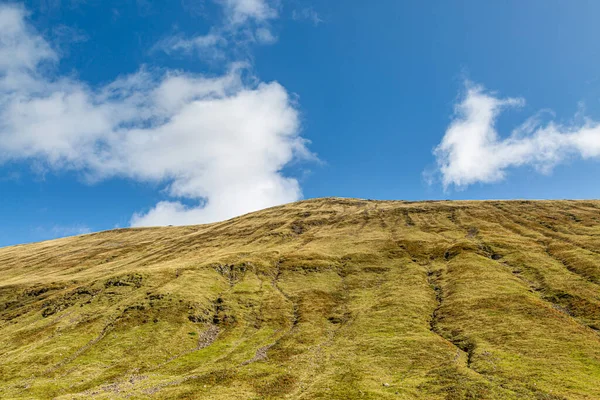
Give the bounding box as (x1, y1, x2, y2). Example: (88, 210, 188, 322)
(1, 198, 600, 399)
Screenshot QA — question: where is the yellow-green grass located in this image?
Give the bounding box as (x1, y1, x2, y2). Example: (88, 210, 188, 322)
(1, 198, 600, 399)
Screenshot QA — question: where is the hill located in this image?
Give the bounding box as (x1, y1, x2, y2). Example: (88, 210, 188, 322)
(1, 198, 600, 399)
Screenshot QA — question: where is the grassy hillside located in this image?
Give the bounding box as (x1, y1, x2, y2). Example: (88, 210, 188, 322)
(1, 198, 600, 399)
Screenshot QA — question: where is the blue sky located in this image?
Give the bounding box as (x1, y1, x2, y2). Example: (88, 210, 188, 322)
(2, 0, 600, 246)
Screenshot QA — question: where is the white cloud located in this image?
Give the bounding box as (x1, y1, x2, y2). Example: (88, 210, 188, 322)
(0, 4, 311, 227)
(433, 82, 600, 189)
(0, 4, 56, 71)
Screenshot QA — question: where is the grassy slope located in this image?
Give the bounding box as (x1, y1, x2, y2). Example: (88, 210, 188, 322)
(1, 198, 600, 399)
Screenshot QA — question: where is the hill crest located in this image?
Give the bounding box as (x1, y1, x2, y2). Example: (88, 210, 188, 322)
(1, 198, 600, 399)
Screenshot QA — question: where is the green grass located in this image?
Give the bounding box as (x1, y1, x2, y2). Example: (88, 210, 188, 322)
(1, 198, 600, 399)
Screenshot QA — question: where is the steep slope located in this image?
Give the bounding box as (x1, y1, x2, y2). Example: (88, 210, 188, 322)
(1, 198, 600, 399)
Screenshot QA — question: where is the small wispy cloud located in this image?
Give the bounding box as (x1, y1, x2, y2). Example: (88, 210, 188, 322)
(220, 0, 278, 25)
(255, 27, 277, 44)
(52, 225, 92, 236)
(154, 0, 280, 59)
(292, 7, 322, 26)
(0, 171, 21, 182)
(431, 82, 600, 189)
(153, 32, 228, 61)
(34, 224, 92, 240)
(50, 24, 88, 57)
(180, 0, 207, 18)
(51, 24, 88, 44)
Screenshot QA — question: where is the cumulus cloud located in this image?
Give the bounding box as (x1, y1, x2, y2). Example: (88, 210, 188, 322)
(0, 4, 311, 226)
(433, 82, 600, 189)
